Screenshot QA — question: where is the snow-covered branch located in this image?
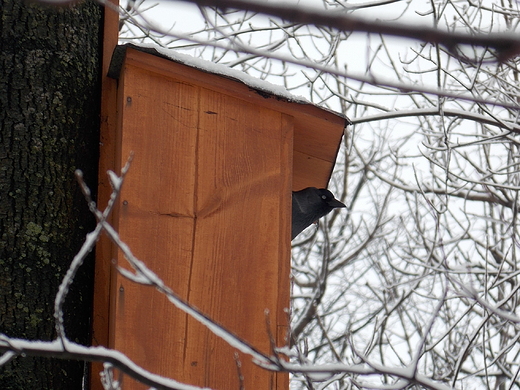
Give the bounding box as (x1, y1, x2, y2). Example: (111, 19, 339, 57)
(0, 337, 207, 390)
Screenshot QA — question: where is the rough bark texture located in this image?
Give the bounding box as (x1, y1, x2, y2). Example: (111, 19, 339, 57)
(0, 0, 102, 388)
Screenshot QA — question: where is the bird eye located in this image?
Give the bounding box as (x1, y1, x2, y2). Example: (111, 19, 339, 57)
(321, 195, 327, 200)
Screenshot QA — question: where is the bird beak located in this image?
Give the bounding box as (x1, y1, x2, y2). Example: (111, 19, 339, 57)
(328, 198, 346, 208)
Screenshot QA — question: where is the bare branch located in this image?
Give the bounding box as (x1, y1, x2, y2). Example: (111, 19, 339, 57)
(180, 0, 520, 61)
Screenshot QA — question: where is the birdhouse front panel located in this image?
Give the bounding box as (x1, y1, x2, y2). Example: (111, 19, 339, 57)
(108, 51, 292, 390)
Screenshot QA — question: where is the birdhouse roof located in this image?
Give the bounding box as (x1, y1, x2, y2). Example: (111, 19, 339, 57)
(109, 43, 349, 190)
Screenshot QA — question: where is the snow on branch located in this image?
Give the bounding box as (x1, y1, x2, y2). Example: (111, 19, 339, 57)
(0, 336, 207, 390)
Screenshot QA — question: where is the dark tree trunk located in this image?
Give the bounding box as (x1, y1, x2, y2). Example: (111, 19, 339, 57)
(0, 0, 102, 388)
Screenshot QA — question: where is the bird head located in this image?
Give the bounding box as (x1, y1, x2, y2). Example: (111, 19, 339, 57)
(292, 187, 346, 239)
(316, 188, 346, 211)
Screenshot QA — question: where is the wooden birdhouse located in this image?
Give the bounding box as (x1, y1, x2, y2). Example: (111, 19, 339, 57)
(92, 41, 348, 390)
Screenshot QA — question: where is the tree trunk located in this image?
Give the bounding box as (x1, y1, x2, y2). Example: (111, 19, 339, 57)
(0, 0, 102, 388)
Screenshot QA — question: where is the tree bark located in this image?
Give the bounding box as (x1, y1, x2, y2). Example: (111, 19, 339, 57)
(0, 0, 102, 388)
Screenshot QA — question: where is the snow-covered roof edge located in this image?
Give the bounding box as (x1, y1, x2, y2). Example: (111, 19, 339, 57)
(108, 43, 350, 123)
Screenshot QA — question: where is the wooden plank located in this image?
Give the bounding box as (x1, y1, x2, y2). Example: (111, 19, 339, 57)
(109, 64, 199, 388)
(183, 88, 291, 389)
(276, 114, 293, 390)
(91, 0, 121, 388)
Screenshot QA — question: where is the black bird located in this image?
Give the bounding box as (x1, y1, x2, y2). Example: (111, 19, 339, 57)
(292, 187, 346, 240)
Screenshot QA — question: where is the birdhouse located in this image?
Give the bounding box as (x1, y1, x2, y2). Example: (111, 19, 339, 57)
(92, 43, 348, 390)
